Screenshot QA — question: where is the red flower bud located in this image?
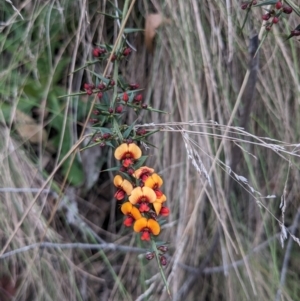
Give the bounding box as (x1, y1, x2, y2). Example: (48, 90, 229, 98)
(134, 94, 143, 102)
(83, 83, 90, 90)
(266, 25, 272, 31)
(93, 47, 102, 57)
(137, 128, 146, 136)
(127, 168, 135, 175)
(129, 83, 139, 90)
(120, 166, 126, 172)
(89, 118, 97, 124)
(86, 89, 93, 95)
(291, 30, 300, 37)
(123, 47, 131, 56)
(115, 105, 123, 113)
(160, 207, 170, 216)
(108, 108, 113, 114)
(241, 2, 249, 10)
(272, 16, 279, 24)
(142, 103, 148, 109)
(110, 80, 115, 86)
(98, 83, 106, 90)
(97, 92, 103, 99)
(275, 1, 282, 9)
(110, 53, 117, 61)
(102, 133, 111, 139)
(262, 13, 270, 21)
(123, 92, 129, 102)
(283, 6, 293, 14)
(114, 189, 125, 200)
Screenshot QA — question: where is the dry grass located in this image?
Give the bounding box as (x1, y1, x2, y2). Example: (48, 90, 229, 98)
(1, 0, 300, 300)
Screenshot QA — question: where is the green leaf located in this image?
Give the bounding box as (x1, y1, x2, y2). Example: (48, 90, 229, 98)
(107, 0, 123, 15)
(58, 91, 87, 99)
(113, 117, 123, 141)
(133, 156, 148, 169)
(61, 157, 85, 186)
(89, 70, 110, 84)
(69, 60, 99, 75)
(123, 120, 137, 139)
(136, 129, 160, 139)
(252, 0, 277, 7)
(123, 28, 144, 34)
(97, 12, 121, 19)
(101, 166, 121, 172)
(147, 106, 168, 114)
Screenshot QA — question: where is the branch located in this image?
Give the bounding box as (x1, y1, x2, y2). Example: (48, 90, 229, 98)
(0, 242, 146, 260)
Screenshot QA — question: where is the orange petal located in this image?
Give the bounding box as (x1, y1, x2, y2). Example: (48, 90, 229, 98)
(142, 186, 157, 203)
(144, 176, 155, 188)
(121, 179, 133, 195)
(144, 173, 163, 189)
(156, 194, 167, 203)
(131, 206, 142, 220)
(128, 143, 142, 159)
(133, 217, 147, 233)
(133, 166, 154, 179)
(152, 173, 163, 187)
(153, 201, 162, 215)
(129, 187, 143, 204)
(113, 175, 123, 187)
(121, 202, 133, 215)
(147, 219, 160, 235)
(114, 143, 128, 160)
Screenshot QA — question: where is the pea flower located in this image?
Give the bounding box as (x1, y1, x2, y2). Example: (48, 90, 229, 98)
(134, 217, 160, 241)
(129, 186, 156, 212)
(152, 194, 167, 215)
(121, 202, 142, 227)
(114, 143, 142, 167)
(144, 173, 164, 197)
(113, 175, 133, 200)
(133, 166, 155, 182)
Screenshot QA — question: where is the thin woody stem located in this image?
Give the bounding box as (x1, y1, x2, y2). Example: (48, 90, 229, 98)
(151, 237, 171, 299)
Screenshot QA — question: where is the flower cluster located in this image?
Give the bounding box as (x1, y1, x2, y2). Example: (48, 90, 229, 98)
(240, 0, 299, 38)
(113, 142, 170, 241)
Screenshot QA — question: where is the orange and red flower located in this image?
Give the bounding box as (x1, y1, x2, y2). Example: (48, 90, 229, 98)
(129, 186, 156, 212)
(144, 173, 164, 197)
(114, 143, 142, 167)
(113, 175, 133, 200)
(121, 202, 142, 227)
(133, 217, 160, 240)
(152, 194, 167, 215)
(133, 166, 155, 182)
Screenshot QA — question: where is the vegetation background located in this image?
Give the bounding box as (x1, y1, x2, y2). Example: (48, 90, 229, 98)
(1, 0, 300, 300)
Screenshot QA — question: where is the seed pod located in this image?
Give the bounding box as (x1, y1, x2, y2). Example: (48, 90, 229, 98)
(160, 255, 167, 266)
(145, 252, 155, 260)
(158, 245, 168, 253)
